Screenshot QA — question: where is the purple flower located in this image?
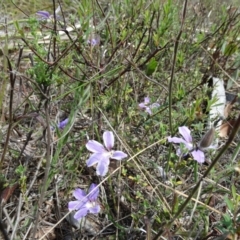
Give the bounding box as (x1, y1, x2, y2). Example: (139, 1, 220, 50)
(87, 34, 100, 46)
(36, 11, 51, 20)
(139, 97, 160, 115)
(58, 118, 69, 129)
(68, 183, 100, 220)
(36, 6, 60, 22)
(168, 126, 205, 163)
(86, 131, 128, 176)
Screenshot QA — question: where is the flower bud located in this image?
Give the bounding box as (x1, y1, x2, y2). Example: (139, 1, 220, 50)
(199, 127, 215, 149)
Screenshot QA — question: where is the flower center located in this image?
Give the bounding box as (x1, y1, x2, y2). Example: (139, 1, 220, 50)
(109, 150, 114, 158)
(86, 201, 96, 209)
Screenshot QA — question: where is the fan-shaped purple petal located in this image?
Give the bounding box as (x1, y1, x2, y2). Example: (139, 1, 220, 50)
(87, 34, 100, 46)
(88, 184, 99, 200)
(86, 153, 103, 167)
(68, 200, 85, 211)
(139, 103, 146, 109)
(112, 151, 127, 160)
(144, 97, 150, 104)
(58, 118, 69, 129)
(89, 204, 101, 214)
(192, 150, 205, 163)
(86, 140, 106, 153)
(103, 131, 114, 150)
(36, 11, 51, 19)
(168, 136, 187, 145)
(179, 126, 192, 143)
(73, 188, 86, 200)
(145, 107, 152, 115)
(176, 148, 182, 156)
(176, 148, 189, 158)
(74, 207, 88, 220)
(96, 157, 110, 176)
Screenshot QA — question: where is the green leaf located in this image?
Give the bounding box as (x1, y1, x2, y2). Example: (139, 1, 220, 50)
(14, 20, 24, 37)
(15, 164, 26, 175)
(224, 196, 234, 212)
(145, 58, 157, 76)
(231, 185, 236, 200)
(222, 213, 232, 229)
(223, 42, 238, 56)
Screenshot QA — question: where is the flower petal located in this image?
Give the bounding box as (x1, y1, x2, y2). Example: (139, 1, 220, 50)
(88, 204, 101, 214)
(86, 153, 103, 167)
(168, 136, 187, 145)
(150, 103, 160, 109)
(191, 150, 205, 163)
(176, 148, 189, 157)
(73, 188, 86, 200)
(68, 200, 85, 211)
(179, 126, 192, 143)
(74, 207, 88, 220)
(87, 34, 100, 46)
(168, 136, 193, 151)
(144, 97, 150, 104)
(36, 11, 50, 19)
(112, 151, 127, 160)
(86, 140, 106, 153)
(175, 148, 181, 156)
(88, 183, 99, 201)
(96, 157, 110, 176)
(139, 103, 146, 109)
(55, 6, 61, 14)
(58, 118, 68, 129)
(103, 131, 114, 150)
(145, 107, 152, 115)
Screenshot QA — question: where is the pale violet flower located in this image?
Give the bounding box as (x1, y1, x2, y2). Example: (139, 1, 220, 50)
(36, 6, 60, 22)
(68, 183, 100, 220)
(86, 131, 128, 176)
(51, 118, 69, 131)
(58, 118, 68, 129)
(139, 97, 160, 115)
(36, 11, 51, 20)
(168, 126, 205, 163)
(87, 34, 100, 46)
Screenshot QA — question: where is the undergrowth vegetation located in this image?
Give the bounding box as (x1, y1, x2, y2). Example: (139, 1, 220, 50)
(0, 0, 240, 239)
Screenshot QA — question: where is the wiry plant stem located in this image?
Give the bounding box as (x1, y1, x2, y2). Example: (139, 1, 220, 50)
(166, 0, 188, 173)
(31, 100, 52, 238)
(0, 57, 16, 168)
(168, 0, 188, 135)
